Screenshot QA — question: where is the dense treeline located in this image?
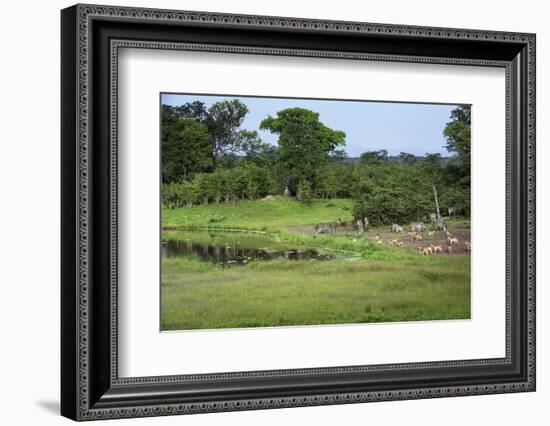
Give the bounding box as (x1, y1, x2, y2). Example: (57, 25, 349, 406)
(161, 99, 471, 225)
(351, 150, 469, 226)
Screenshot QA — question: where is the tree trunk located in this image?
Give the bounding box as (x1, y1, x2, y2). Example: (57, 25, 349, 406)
(432, 184, 441, 220)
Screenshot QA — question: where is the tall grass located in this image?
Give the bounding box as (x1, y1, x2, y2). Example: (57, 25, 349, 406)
(161, 257, 470, 330)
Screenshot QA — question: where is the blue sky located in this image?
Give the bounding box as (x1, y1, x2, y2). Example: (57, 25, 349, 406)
(161, 93, 462, 157)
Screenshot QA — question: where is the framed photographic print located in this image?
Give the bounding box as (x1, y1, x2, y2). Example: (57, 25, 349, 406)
(61, 4, 536, 421)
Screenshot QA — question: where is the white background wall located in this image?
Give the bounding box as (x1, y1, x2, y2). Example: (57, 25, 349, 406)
(0, 0, 546, 424)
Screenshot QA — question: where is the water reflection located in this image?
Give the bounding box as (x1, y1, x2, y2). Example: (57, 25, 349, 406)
(162, 232, 334, 267)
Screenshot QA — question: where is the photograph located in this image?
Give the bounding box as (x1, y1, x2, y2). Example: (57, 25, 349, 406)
(58, 3, 536, 420)
(160, 93, 472, 331)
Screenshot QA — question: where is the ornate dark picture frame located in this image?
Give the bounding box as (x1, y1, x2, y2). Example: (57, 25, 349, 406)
(61, 4, 536, 421)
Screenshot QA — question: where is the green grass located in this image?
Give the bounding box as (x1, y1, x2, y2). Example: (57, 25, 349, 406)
(161, 256, 470, 330)
(161, 197, 471, 330)
(162, 196, 353, 232)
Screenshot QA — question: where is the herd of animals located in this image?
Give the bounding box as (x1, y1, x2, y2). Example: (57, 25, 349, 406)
(313, 210, 471, 256)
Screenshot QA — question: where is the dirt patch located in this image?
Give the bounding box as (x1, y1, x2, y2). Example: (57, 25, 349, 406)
(334, 223, 471, 256)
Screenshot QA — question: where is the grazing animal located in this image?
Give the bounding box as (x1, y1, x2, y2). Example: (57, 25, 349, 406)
(377, 239, 383, 245)
(354, 216, 368, 233)
(422, 247, 433, 256)
(434, 220, 446, 232)
(391, 223, 404, 233)
(448, 207, 456, 216)
(413, 233, 423, 241)
(447, 237, 459, 246)
(314, 223, 336, 235)
(374, 233, 381, 241)
(430, 244, 443, 254)
(429, 212, 437, 222)
(411, 222, 426, 232)
(397, 241, 404, 247)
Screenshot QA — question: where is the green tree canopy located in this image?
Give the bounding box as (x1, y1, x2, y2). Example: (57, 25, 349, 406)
(399, 152, 417, 164)
(359, 150, 389, 165)
(161, 118, 212, 183)
(443, 105, 471, 191)
(351, 161, 433, 226)
(449, 105, 471, 126)
(444, 120, 471, 158)
(444, 105, 471, 159)
(162, 99, 252, 167)
(167, 101, 209, 123)
(160, 101, 471, 223)
(260, 108, 345, 194)
(206, 99, 249, 160)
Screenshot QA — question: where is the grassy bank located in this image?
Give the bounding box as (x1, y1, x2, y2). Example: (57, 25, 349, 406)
(162, 196, 353, 232)
(162, 256, 471, 330)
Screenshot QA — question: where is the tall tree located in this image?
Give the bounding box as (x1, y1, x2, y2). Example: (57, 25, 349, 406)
(399, 152, 417, 164)
(260, 108, 345, 194)
(206, 99, 249, 160)
(449, 105, 471, 126)
(443, 105, 471, 187)
(444, 105, 471, 160)
(235, 130, 272, 158)
(162, 102, 209, 123)
(161, 118, 212, 183)
(175, 101, 209, 123)
(163, 99, 252, 163)
(359, 150, 389, 165)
